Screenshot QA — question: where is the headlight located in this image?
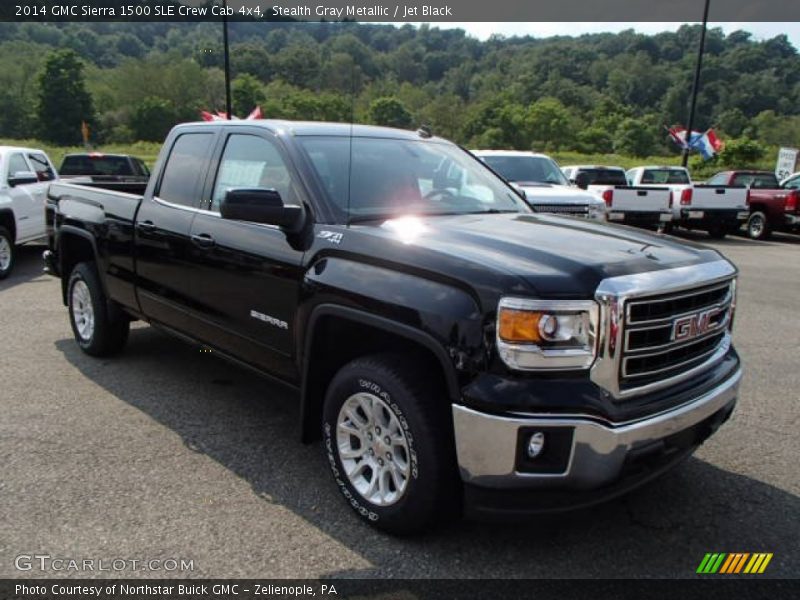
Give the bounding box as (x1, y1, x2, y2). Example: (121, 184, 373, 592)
(587, 203, 606, 221)
(496, 298, 598, 370)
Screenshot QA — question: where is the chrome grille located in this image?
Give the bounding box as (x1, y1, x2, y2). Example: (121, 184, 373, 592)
(533, 203, 589, 215)
(620, 281, 734, 388)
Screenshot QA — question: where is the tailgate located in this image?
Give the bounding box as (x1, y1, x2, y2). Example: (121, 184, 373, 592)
(610, 186, 670, 212)
(691, 185, 748, 210)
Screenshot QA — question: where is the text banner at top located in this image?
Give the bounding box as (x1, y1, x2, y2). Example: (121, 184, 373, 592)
(3, 0, 800, 22)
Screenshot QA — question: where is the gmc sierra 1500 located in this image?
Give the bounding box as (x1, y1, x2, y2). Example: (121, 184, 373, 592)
(44, 121, 742, 534)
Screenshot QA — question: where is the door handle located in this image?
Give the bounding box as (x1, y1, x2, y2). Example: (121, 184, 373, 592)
(137, 220, 156, 233)
(191, 233, 216, 248)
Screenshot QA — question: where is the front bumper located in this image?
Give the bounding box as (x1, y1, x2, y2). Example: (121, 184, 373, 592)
(453, 366, 741, 496)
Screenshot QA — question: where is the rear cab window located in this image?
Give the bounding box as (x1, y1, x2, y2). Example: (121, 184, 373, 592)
(732, 173, 780, 189)
(156, 133, 216, 208)
(577, 168, 627, 186)
(640, 169, 690, 185)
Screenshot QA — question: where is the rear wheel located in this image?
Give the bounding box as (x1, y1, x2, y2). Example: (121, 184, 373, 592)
(322, 354, 460, 534)
(0, 226, 15, 279)
(68, 262, 130, 356)
(747, 211, 770, 240)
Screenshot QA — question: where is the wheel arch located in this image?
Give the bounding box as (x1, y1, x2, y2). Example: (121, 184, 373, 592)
(299, 304, 460, 443)
(0, 208, 16, 242)
(58, 226, 104, 305)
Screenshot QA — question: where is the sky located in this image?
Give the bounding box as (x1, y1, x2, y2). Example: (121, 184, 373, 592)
(428, 22, 800, 49)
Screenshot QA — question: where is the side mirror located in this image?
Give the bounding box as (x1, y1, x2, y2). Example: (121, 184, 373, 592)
(574, 172, 590, 190)
(220, 188, 304, 233)
(8, 171, 39, 187)
(510, 182, 526, 200)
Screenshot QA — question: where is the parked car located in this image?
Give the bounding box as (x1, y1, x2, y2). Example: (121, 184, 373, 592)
(706, 170, 800, 239)
(626, 166, 749, 239)
(562, 164, 672, 229)
(59, 153, 150, 193)
(473, 151, 606, 220)
(780, 171, 800, 190)
(45, 121, 742, 533)
(0, 146, 59, 278)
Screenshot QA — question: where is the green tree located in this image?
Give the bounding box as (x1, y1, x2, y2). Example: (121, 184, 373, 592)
(613, 118, 657, 157)
(232, 74, 264, 117)
(718, 137, 766, 168)
(36, 49, 95, 144)
(130, 97, 176, 142)
(526, 98, 575, 151)
(368, 97, 413, 129)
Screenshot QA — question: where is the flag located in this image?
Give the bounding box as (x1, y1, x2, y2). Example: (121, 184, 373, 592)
(666, 125, 724, 160)
(200, 110, 222, 121)
(689, 129, 724, 160)
(246, 106, 263, 120)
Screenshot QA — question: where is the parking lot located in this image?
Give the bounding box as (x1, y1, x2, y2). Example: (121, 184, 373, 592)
(1, 230, 798, 579)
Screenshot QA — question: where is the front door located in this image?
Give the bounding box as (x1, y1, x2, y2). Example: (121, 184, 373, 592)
(187, 130, 306, 381)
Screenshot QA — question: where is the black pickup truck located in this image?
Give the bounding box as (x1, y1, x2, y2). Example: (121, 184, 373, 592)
(44, 121, 742, 534)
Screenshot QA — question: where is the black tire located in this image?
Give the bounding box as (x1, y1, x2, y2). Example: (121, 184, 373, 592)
(0, 226, 15, 280)
(67, 262, 130, 356)
(322, 354, 460, 535)
(660, 222, 674, 234)
(747, 211, 771, 240)
(707, 223, 728, 239)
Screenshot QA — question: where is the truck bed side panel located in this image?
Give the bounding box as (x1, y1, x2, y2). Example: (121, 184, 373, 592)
(48, 182, 143, 311)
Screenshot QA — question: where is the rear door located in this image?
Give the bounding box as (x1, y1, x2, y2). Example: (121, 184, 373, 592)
(134, 130, 218, 333)
(25, 151, 57, 238)
(186, 129, 306, 380)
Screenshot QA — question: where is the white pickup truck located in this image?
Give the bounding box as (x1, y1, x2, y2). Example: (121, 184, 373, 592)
(473, 151, 606, 221)
(625, 166, 749, 239)
(0, 146, 59, 278)
(562, 164, 672, 229)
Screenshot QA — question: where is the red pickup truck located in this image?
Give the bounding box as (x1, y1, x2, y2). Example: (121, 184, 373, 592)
(706, 170, 800, 240)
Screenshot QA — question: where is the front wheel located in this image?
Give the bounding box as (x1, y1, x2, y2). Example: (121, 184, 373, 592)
(0, 226, 15, 279)
(68, 262, 130, 356)
(747, 211, 771, 240)
(322, 355, 460, 534)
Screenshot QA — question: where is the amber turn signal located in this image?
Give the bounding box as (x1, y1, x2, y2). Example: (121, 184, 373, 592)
(498, 308, 543, 343)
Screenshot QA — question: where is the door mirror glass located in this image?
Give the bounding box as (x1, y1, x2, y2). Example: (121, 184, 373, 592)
(220, 188, 304, 232)
(8, 171, 39, 187)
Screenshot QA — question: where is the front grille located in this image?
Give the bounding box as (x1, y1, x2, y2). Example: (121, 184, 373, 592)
(533, 203, 589, 215)
(620, 281, 733, 389)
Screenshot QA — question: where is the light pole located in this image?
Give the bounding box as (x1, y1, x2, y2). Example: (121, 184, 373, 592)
(682, 0, 711, 167)
(222, 0, 232, 119)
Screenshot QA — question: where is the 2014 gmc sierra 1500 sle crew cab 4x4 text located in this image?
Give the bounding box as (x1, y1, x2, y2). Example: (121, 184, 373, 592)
(44, 121, 742, 534)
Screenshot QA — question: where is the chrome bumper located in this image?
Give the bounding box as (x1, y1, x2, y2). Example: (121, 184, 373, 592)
(452, 367, 741, 490)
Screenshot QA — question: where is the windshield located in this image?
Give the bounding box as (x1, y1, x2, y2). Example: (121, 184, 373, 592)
(641, 169, 691, 185)
(297, 137, 528, 222)
(480, 155, 569, 186)
(576, 168, 627, 186)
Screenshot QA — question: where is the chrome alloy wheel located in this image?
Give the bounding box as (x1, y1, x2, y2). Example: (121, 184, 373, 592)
(0, 236, 10, 271)
(336, 392, 411, 506)
(71, 280, 95, 341)
(749, 214, 765, 238)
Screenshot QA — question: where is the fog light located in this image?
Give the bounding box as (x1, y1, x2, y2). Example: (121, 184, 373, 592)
(526, 432, 546, 458)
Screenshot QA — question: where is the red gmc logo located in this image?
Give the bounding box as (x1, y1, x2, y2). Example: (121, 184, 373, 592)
(671, 308, 722, 342)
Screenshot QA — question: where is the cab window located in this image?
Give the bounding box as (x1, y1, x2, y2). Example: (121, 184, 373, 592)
(211, 134, 296, 212)
(8, 153, 30, 179)
(157, 133, 215, 207)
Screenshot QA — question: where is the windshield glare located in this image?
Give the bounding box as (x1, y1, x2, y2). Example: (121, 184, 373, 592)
(298, 136, 527, 222)
(480, 155, 569, 186)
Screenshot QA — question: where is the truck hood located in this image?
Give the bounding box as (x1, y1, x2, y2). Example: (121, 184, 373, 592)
(515, 183, 603, 205)
(348, 212, 723, 299)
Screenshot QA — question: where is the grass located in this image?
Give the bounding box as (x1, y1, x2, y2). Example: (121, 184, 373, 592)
(0, 139, 163, 169)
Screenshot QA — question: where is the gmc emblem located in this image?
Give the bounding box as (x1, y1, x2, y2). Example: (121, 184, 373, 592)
(671, 307, 722, 342)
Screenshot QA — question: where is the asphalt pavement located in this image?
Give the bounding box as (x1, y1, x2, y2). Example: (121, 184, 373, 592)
(1, 231, 798, 579)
